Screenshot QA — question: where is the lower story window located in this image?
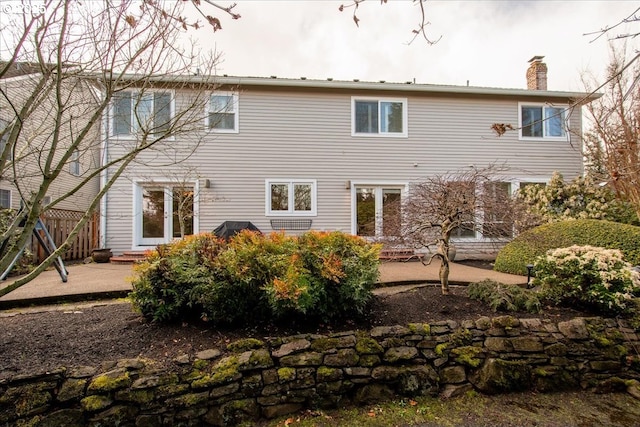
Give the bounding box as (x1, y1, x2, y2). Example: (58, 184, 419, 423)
(266, 179, 316, 216)
(0, 189, 10, 209)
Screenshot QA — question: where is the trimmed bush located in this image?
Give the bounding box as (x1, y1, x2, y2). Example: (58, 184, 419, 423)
(494, 220, 640, 275)
(533, 245, 640, 315)
(468, 280, 541, 313)
(130, 231, 381, 324)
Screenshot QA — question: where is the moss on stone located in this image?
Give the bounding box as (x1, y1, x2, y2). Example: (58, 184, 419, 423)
(227, 338, 265, 352)
(115, 389, 155, 404)
(451, 346, 483, 368)
(492, 316, 520, 329)
(435, 343, 449, 356)
(359, 355, 381, 367)
(604, 345, 628, 359)
(449, 328, 473, 347)
(247, 349, 273, 368)
(355, 337, 383, 355)
(408, 323, 431, 336)
(81, 395, 112, 412)
(88, 371, 131, 393)
(277, 367, 296, 382)
(194, 356, 240, 387)
(311, 337, 340, 352)
(192, 359, 210, 370)
(317, 366, 340, 381)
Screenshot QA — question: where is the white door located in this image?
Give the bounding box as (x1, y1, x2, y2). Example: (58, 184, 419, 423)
(136, 184, 195, 246)
(355, 186, 402, 238)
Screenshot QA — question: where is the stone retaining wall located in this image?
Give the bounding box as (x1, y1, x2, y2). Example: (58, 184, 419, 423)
(2, 316, 639, 426)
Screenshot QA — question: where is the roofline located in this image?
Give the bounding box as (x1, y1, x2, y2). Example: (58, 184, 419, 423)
(108, 73, 600, 102)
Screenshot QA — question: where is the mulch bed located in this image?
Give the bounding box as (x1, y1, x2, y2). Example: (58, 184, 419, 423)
(0, 283, 594, 381)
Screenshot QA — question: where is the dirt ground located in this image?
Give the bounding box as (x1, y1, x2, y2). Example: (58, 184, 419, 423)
(0, 283, 591, 381)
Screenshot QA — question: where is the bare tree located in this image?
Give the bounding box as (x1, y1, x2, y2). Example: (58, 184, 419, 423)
(583, 48, 640, 220)
(338, 0, 441, 45)
(388, 165, 515, 295)
(0, 0, 239, 295)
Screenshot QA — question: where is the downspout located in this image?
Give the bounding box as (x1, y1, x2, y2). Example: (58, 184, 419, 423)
(90, 81, 108, 249)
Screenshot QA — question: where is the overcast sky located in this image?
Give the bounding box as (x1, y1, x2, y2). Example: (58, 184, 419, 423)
(190, 0, 638, 92)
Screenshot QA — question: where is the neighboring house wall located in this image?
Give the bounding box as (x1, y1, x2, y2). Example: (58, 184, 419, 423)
(0, 68, 100, 212)
(103, 76, 588, 257)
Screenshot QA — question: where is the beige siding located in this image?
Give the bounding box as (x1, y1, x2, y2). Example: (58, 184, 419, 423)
(0, 74, 100, 212)
(104, 85, 585, 255)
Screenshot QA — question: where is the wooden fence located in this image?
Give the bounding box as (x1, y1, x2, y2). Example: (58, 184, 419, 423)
(32, 209, 100, 262)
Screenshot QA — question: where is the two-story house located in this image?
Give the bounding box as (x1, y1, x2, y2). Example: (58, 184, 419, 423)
(101, 57, 597, 259)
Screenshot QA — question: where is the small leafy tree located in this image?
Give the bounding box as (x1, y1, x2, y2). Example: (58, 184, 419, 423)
(516, 171, 638, 228)
(393, 165, 516, 295)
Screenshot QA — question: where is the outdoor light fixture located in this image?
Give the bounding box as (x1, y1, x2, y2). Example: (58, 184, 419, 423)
(345, 180, 351, 190)
(204, 179, 211, 189)
(526, 264, 534, 287)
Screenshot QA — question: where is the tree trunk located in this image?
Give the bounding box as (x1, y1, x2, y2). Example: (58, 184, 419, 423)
(439, 256, 450, 295)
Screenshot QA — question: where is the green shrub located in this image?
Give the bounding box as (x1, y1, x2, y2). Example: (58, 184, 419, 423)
(468, 279, 541, 313)
(533, 245, 640, 315)
(130, 234, 226, 322)
(494, 220, 640, 275)
(130, 230, 381, 325)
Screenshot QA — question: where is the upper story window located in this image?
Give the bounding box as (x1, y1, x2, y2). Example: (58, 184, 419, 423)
(266, 179, 316, 216)
(0, 189, 10, 209)
(352, 97, 407, 137)
(519, 103, 566, 139)
(112, 91, 172, 137)
(206, 93, 238, 133)
(69, 149, 80, 176)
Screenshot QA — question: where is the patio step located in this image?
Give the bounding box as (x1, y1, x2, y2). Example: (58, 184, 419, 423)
(110, 251, 148, 264)
(379, 249, 423, 262)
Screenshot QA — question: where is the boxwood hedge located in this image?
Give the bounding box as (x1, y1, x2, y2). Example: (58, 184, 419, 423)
(494, 219, 640, 275)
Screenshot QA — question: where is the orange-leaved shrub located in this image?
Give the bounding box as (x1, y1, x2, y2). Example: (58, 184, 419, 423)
(130, 231, 381, 324)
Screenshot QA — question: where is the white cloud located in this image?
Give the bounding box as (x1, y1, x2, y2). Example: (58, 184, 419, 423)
(194, 1, 637, 91)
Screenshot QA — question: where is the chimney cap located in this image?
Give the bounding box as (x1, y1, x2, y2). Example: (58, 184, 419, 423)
(528, 55, 545, 63)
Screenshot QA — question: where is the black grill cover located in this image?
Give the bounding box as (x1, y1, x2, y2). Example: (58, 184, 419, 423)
(213, 221, 261, 240)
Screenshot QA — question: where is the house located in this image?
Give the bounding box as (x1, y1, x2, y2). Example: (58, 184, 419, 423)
(0, 62, 102, 260)
(0, 62, 101, 212)
(101, 57, 598, 259)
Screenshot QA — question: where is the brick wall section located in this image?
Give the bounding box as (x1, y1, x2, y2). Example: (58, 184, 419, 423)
(1, 316, 639, 426)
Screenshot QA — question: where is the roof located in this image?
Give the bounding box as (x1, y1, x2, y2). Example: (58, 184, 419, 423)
(116, 73, 600, 103)
(0, 62, 43, 79)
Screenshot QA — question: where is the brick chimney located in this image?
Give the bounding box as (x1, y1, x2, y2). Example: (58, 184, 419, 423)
(526, 56, 547, 90)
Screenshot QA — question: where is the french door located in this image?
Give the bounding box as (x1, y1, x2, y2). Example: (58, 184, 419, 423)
(136, 184, 195, 246)
(355, 186, 402, 238)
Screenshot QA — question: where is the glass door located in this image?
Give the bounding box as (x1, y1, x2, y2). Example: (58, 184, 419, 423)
(137, 184, 195, 246)
(355, 186, 402, 238)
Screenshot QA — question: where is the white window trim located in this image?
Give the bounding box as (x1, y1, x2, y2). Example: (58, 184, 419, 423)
(205, 92, 239, 134)
(69, 149, 81, 176)
(265, 179, 317, 217)
(131, 179, 200, 251)
(351, 96, 408, 138)
(110, 90, 176, 140)
(0, 188, 11, 209)
(518, 102, 569, 141)
(349, 180, 409, 236)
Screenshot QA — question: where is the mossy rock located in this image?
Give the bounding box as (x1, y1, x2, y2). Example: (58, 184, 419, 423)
(408, 323, 431, 336)
(469, 358, 531, 394)
(451, 346, 484, 368)
(356, 337, 384, 354)
(277, 367, 296, 382)
(87, 369, 131, 393)
(495, 220, 640, 275)
(227, 338, 265, 352)
(192, 356, 241, 388)
(81, 395, 112, 412)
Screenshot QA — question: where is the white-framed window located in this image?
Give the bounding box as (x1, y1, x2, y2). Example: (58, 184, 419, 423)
(265, 179, 317, 216)
(0, 118, 12, 161)
(519, 103, 567, 139)
(69, 149, 80, 176)
(352, 97, 408, 137)
(0, 189, 10, 209)
(206, 92, 238, 133)
(112, 91, 173, 137)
